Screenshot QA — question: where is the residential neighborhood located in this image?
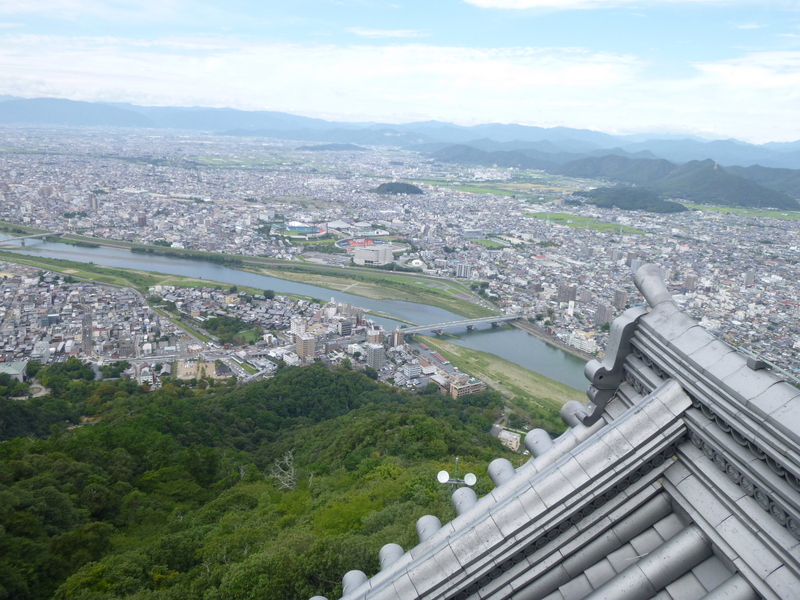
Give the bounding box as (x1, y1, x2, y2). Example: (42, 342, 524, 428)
(1, 128, 799, 381)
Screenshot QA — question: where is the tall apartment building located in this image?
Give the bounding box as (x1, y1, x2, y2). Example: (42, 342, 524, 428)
(289, 315, 306, 339)
(595, 305, 615, 325)
(118, 335, 135, 357)
(456, 263, 473, 279)
(402, 362, 421, 379)
(365, 343, 385, 370)
(558, 284, 577, 304)
(295, 332, 316, 362)
(391, 328, 405, 348)
(367, 328, 383, 345)
(613, 289, 628, 310)
(337, 320, 352, 337)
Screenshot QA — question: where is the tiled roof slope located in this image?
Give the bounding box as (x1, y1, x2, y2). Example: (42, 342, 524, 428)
(311, 264, 800, 600)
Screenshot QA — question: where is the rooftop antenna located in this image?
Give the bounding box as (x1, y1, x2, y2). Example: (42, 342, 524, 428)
(437, 457, 477, 487)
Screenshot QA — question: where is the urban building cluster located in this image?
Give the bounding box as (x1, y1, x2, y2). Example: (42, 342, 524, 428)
(1, 128, 799, 377)
(0, 257, 486, 402)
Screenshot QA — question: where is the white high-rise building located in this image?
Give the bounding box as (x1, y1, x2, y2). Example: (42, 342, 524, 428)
(365, 343, 385, 370)
(289, 315, 306, 339)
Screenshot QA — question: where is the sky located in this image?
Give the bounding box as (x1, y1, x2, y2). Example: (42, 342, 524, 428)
(1, 0, 799, 143)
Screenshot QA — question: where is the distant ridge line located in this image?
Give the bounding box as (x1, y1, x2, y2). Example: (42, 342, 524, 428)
(1, 96, 800, 173)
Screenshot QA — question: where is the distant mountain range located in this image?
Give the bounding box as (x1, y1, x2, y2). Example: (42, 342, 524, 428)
(554, 156, 798, 210)
(1, 96, 800, 209)
(2, 96, 800, 170)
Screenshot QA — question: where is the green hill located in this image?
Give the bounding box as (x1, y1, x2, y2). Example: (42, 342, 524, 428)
(653, 159, 798, 209)
(726, 164, 800, 199)
(554, 154, 675, 185)
(555, 155, 798, 209)
(576, 187, 688, 213)
(0, 361, 545, 600)
(374, 182, 423, 194)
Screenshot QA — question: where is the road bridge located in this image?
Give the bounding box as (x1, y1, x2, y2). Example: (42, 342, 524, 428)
(0, 232, 63, 246)
(396, 315, 521, 335)
(309, 264, 800, 600)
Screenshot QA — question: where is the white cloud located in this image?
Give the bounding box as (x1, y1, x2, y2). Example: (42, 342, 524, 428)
(0, 34, 798, 141)
(736, 22, 764, 29)
(693, 51, 800, 88)
(347, 27, 428, 38)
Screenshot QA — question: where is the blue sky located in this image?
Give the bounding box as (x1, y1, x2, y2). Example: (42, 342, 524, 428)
(1, 0, 799, 142)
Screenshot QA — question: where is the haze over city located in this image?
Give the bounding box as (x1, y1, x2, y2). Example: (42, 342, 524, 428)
(2, 0, 800, 142)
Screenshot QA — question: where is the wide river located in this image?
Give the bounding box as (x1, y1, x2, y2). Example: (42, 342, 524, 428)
(0, 235, 588, 391)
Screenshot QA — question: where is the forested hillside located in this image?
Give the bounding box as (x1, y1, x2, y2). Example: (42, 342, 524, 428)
(0, 360, 522, 600)
(575, 187, 688, 213)
(555, 155, 799, 209)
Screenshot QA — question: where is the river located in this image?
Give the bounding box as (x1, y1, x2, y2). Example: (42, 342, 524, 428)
(0, 235, 589, 390)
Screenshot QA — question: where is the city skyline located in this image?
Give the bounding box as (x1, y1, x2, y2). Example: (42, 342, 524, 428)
(1, 0, 799, 143)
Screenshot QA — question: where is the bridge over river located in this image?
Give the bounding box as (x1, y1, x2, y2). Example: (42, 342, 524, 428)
(396, 315, 521, 335)
(0, 232, 63, 246)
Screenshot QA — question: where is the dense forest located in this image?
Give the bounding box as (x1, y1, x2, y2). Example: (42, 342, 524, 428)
(575, 187, 689, 213)
(556, 155, 799, 209)
(0, 359, 513, 600)
(130, 247, 244, 267)
(373, 182, 423, 195)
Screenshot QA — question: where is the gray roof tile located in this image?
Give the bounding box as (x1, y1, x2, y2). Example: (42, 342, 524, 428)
(750, 382, 800, 421)
(676, 475, 733, 528)
(765, 565, 800, 599)
(705, 352, 749, 388)
(687, 339, 736, 372)
(769, 401, 800, 447)
(664, 572, 706, 600)
(718, 364, 778, 407)
(652, 513, 685, 542)
(629, 527, 664, 556)
(492, 496, 535, 540)
(668, 325, 716, 357)
(719, 516, 783, 577)
(583, 558, 616, 590)
(559, 574, 594, 600)
(692, 556, 733, 592)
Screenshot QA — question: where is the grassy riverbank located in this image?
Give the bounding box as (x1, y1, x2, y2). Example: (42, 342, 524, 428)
(417, 335, 585, 430)
(249, 264, 494, 319)
(22, 229, 492, 319)
(512, 319, 596, 361)
(0, 250, 164, 290)
(0, 250, 260, 298)
(0, 220, 49, 235)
